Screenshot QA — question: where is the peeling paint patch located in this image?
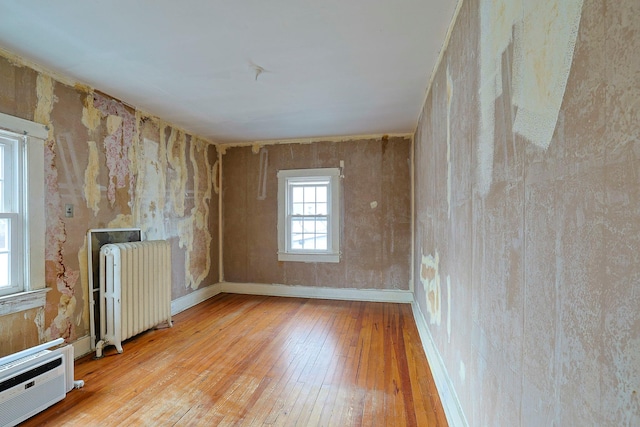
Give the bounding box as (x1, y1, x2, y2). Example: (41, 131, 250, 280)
(45, 292, 77, 343)
(38, 75, 78, 344)
(257, 148, 268, 200)
(135, 138, 166, 240)
(212, 159, 220, 194)
(478, 0, 520, 196)
(512, 0, 584, 148)
(370, 201, 378, 209)
(94, 94, 135, 207)
(81, 94, 101, 131)
(35, 308, 45, 343)
(40, 100, 66, 277)
(166, 128, 188, 217)
(108, 214, 134, 228)
(420, 251, 441, 325)
(106, 114, 123, 136)
(178, 138, 213, 290)
(34, 75, 55, 132)
(478, 0, 585, 195)
(84, 141, 101, 216)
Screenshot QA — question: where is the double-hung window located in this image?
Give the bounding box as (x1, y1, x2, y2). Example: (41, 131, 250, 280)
(277, 168, 341, 263)
(0, 113, 46, 300)
(0, 132, 23, 295)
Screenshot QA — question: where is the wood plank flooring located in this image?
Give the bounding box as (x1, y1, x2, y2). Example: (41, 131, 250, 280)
(23, 293, 447, 426)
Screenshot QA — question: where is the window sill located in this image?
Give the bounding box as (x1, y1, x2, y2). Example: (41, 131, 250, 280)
(0, 288, 50, 316)
(278, 252, 340, 263)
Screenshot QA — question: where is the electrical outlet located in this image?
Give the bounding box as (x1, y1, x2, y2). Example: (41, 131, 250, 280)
(65, 204, 74, 218)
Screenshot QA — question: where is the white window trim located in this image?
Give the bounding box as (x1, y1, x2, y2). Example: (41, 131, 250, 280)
(277, 167, 341, 263)
(0, 288, 50, 316)
(0, 112, 47, 313)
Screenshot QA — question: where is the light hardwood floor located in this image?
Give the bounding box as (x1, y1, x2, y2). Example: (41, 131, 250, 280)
(23, 293, 447, 426)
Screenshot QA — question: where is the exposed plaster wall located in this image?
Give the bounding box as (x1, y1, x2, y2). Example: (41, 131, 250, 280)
(478, 0, 584, 196)
(414, 0, 640, 425)
(0, 309, 43, 356)
(222, 137, 411, 290)
(0, 53, 219, 356)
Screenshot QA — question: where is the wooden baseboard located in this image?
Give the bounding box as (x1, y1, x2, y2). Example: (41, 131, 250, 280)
(411, 301, 468, 427)
(220, 282, 413, 303)
(171, 283, 223, 316)
(71, 335, 92, 360)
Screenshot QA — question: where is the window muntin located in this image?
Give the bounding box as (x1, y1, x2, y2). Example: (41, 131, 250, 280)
(278, 168, 341, 263)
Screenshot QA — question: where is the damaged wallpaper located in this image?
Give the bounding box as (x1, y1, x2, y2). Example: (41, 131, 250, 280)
(0, 54, 219, 355)
(414, 0, 640, 425)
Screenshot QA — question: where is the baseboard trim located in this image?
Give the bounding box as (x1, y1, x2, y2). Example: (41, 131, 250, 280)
(71, 335, 92, 360)
(171, 283, 223, 315)
(411, 301, 468, 427)
(220, 282, 413, 303)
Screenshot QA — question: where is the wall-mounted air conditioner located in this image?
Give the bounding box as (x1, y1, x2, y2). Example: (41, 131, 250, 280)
(0, 339, 71, 426)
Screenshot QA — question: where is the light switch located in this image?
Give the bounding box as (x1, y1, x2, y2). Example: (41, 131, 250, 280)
(65, 204, 74, 218)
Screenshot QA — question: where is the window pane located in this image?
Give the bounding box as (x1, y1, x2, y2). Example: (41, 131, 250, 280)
(301, 235, 313, 249)
(292, 202, 304, 215)
(316, 186, 327, 203)
(0, 144, 4, 212)
(304, 203, 316, 215)
(291, 218, 303, 232)
(303, 218, 316, 233)
(304, 186, 316, 203)
(0, 218, 8, 250)
(0, 252, 8, 287)
(292, 186, 303, 203)
(314, 234, 328, 250)
(0, 218, 8, 287)
(316, 203, 327, 215)
(291, 233, 303, 249)
(316, 218, 327, 233)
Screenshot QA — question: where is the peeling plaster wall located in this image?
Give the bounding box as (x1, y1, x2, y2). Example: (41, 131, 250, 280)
(222, 137, 411, 290)
(0, 54, 219, 356)
(0, 309, 44, 356)
(414, 0, 640, 425)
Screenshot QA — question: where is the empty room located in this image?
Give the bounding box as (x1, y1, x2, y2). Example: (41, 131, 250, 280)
(0, 0, 638, 426)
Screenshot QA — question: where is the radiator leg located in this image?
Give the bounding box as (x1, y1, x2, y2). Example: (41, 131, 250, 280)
(115, 342, 123, 354)
(95, 340, 106, 359)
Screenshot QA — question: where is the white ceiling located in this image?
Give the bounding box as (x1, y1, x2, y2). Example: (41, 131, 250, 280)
(0, 1, 457, 143)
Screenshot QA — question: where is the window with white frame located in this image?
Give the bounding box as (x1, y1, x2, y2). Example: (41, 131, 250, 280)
(277, 168, 341, 263)
(0, 132, 23, 295)
(0, 113, 46, 299)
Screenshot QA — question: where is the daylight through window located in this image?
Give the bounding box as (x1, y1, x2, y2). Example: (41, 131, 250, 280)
(0, 112, 46, 300)
(0, 132, 22, 294)
(277, 168, 341, 263)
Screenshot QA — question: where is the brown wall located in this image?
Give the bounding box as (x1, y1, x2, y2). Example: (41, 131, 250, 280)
(0, 54, 219, 356)
(222, 137, 411, 290)
(414, 0, 640, 425)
